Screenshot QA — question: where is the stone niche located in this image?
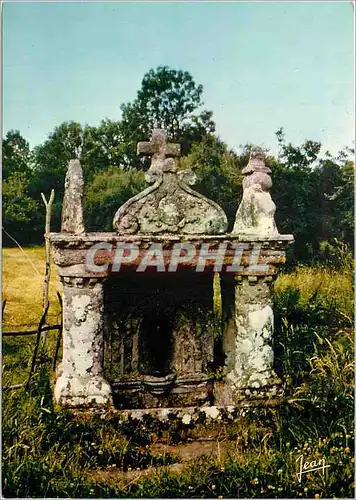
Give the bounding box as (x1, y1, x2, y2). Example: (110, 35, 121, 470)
(50, 129, 293, 410)
(104, 269, 215, 409)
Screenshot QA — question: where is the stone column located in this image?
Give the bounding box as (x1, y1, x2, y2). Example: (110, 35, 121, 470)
(222, 274, 281, 400)
(55, 277, 112, 407)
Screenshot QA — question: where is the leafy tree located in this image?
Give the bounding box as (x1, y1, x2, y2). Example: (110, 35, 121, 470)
(32, 120, 136, 191)
(180, 135, 242, 229)
(2, 130, 39, 244)
(30, 122, 86, 233)
(271, 128, 354, 262)
(3, 172, 38, 244)
(316, 147, 354, 246)
(84, 167, 146, 231)
(32, 121, 84, 195)
(82, 119, 134, 174)
(120, 66, 216, 166)
(31, 120, 145, 234)
(272, 129, 322, 261)
(275, 127, 321, 169)
(336, 158, 354, 244)
(2, 130, 33, 180)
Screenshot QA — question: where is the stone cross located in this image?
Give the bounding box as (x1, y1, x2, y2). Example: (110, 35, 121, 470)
(137, 129, 181, 169)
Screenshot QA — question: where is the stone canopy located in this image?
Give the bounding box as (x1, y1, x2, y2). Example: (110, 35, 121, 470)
(113, 129, 228, 235)
(50, 129, 293, 412)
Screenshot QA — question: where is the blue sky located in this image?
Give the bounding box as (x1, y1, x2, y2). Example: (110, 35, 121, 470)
(3, 1, 354, 156)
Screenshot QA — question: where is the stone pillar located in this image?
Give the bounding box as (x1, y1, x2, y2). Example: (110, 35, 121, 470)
(222, 274, 281, 400)
(61, 159, 85, 235)
(55, 277, 112, 407)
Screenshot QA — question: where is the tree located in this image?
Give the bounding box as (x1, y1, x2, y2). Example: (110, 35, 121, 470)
(3, 172, 38, 244)
(316, 147, 354, 246)
(120, 66, 216, 166)
(272, 129, 322, 261)
(275, 127, 321, 169)
(84, 167, 146, 231)
(180, 135, 242, 229)
(2, 130, 33, 180)
(2, 130, 39, 244)
(273, 129, 354, 262)
(271, 128, 356, 262)
(82, 119, 133, 174)
(30, 122, 85, 233)
(32, 121, 84, 194)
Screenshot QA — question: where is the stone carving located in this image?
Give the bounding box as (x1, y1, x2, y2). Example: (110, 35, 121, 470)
(136, 128, 181, 168)
(233, 151, 278, 236)
(103, 272, 216, 409)
(55, 277, 112, 407)
(61, 159, 85, 234)
(222, 276, 281, 396)
(51, 129, 294, 412)
(113, 129, 228, 235)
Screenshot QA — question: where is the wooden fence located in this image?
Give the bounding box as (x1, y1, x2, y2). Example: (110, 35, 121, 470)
(2, 294, 63, 391)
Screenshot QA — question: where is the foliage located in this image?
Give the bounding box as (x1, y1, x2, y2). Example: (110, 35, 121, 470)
(24, 122, 84, 237)
(120, 66, 215, 163)
(2, 130, 39, 244)
(82, 119, 133, 173)
(3, 173, 38, 226)
(2, 129, 33, 180)
(273, 128, 354, 262)
(272, 129, 322, 261)
(84, 167, 146, 231)
(33, 121, 84, 192)
(180, 135, 243, 229)
(3, 172, 39, 244)
(274, 257, 353, 388)
(315, 152, 354, 245)
(318, 238, 354, 271)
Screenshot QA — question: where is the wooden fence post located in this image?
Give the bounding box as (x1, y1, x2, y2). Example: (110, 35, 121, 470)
(25, 304, 50, 391)
(40, 189, 55, 346)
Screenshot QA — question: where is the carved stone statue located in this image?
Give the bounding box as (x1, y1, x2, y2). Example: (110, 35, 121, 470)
(233, 151, 279, 236)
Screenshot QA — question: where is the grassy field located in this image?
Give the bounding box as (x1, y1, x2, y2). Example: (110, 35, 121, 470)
(2, 246, 62, 329)
(2, 247, 62, 386)
(2, 246, 354, 498)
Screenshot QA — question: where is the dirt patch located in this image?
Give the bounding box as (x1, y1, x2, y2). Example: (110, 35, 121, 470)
(86, 438, 237, 488)
(149, 438, 235, 462)
(87, 462, 184, 488)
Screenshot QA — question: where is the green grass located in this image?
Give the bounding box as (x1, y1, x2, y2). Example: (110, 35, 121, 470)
(2, 246, 354, 498)
(2, 246, 62, 329)
(2, 246, 62, 386)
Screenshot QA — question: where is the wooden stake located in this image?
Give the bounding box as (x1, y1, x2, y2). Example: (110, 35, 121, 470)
(2, 299, 6, 320)
(40, 189, 55, 346)
(3, 324, 61, 337)
(25, 303, 50, 391)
